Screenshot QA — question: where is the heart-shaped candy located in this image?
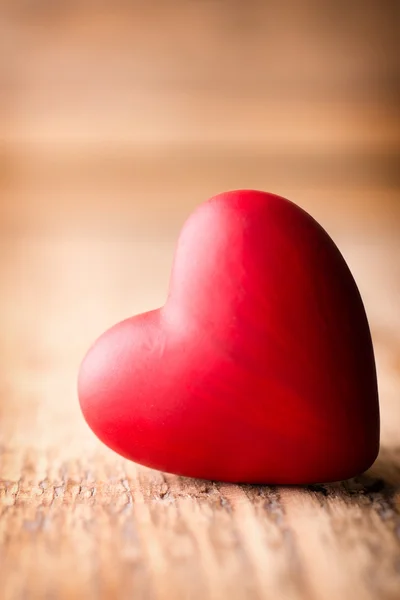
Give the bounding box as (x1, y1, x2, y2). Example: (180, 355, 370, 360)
(78, 190, 379, 483)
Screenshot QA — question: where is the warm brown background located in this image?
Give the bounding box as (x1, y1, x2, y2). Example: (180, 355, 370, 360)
(0, 2, 399, 599)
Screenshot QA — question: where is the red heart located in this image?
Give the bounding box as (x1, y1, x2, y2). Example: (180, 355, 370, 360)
(78, 190, 379, 483)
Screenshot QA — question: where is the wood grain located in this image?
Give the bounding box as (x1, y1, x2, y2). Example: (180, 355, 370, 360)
(1, 2, 400, 599)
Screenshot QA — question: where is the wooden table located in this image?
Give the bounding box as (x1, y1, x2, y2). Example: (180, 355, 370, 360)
(1, 167, 399, 600)
(1, 3, 400, 598)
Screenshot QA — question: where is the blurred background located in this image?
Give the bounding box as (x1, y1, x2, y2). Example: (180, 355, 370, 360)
(0, 0, 399, 489)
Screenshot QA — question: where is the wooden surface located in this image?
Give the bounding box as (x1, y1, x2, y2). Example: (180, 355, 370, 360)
(1, 2, 400, 599)
(1, 196, 400, 600)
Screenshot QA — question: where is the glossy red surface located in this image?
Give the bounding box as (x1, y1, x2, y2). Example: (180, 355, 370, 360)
(78, 190, 380, 483)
